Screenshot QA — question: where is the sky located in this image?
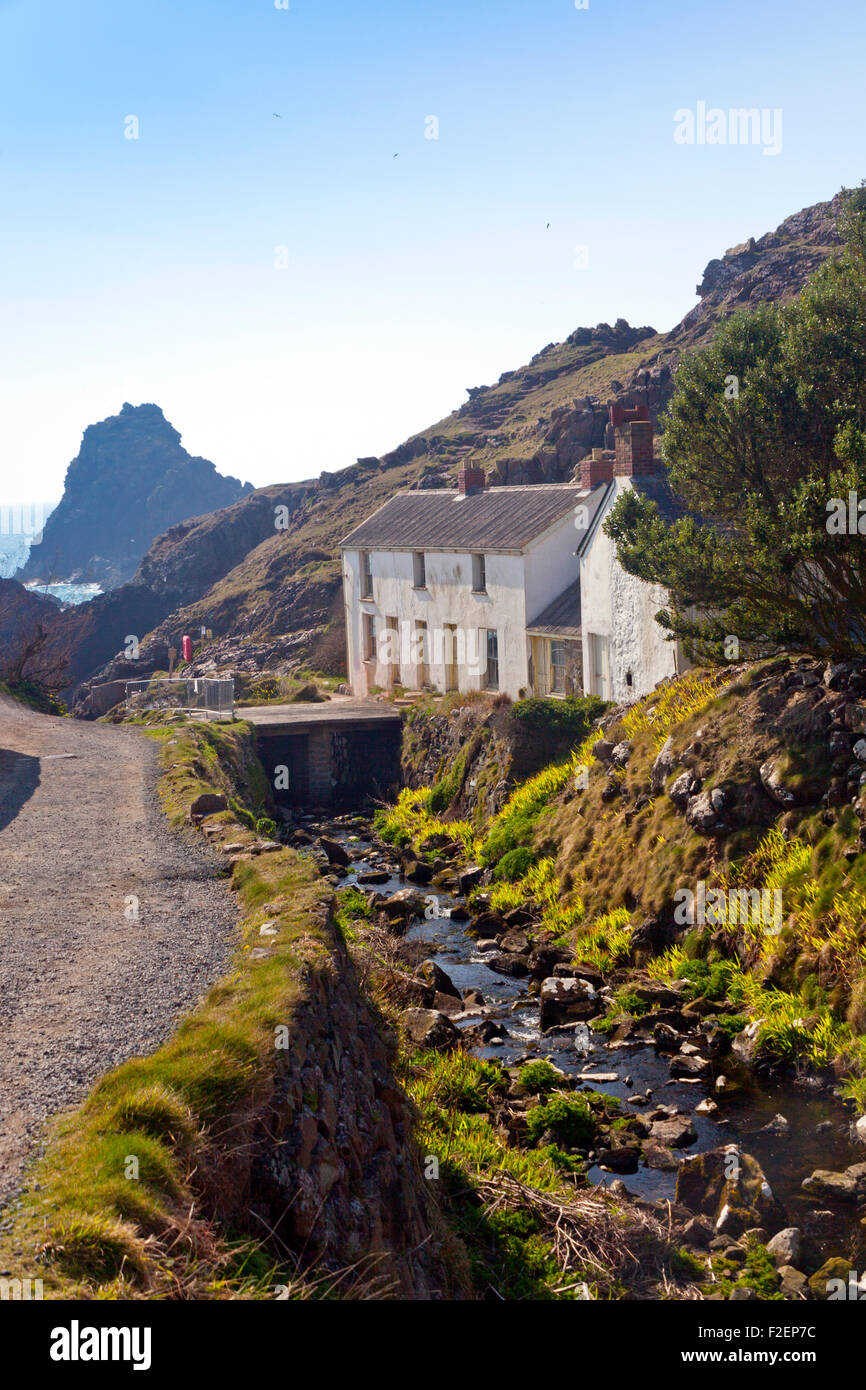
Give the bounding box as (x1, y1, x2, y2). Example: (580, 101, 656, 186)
(0, 0, 864, 504)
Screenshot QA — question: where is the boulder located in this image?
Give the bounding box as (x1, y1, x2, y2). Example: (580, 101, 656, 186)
(382, 888, 427, 920)
(669, 1054, 711, 1079)
(488, 952, 529, 978)
(385, 971, 434, 1009)
(404, 859, 434, 885)
(457, 865, 484, 895)
(808, 1257, 855, 1300)
(417, 959, 461, 999)
(675, 1144, 784, 1237)
(319, 835, 350, 866)
(766, 1227, 802, 1268)
(651, 735, 675, 794)
(539, 976, 600, 1030)
(669, 772, 698, 807)
(597, 1145, 641, 1174)
(801, 1169, 859, 1203)
(650, 1116, 698, 1149)
(189, 792, 228, 819)
(759, 759, 797, 807)
(777, 1266, 808, 1299)
(685, 791, 724, 834)
(402, 1008, 461, 1052)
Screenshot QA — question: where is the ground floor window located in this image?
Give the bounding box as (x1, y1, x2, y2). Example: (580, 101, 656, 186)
(550, 639, 567, 694)
(486, 629, 499, 690)
(588, 632, 609, 699)
(363, 611, 376, 661)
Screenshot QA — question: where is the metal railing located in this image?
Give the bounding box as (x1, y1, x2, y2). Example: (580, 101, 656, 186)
(125, 677, 235, 721)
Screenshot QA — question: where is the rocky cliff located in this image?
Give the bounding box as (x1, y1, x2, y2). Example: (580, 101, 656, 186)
(18, 403, 253, 588)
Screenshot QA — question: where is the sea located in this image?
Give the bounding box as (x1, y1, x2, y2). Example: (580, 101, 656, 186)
(24, 581, 103, 606)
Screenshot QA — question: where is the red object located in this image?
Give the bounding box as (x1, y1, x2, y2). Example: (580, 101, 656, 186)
(182, 635, 193, 662)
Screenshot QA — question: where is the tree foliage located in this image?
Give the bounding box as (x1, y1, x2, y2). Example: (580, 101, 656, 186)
(605, 183, 866, 660)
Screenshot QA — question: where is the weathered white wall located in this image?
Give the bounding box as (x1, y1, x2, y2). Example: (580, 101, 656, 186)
(579, 477, 682, 703)
(342, 547, 531, 698)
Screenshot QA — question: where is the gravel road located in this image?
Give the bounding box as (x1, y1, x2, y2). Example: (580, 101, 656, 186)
(0, 695, 238, 1208)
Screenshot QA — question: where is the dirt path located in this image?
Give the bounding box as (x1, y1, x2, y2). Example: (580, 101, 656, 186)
(0, 696, 238, 1208)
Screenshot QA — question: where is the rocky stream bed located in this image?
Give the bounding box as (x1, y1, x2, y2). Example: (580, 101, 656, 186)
(285, 808, 866, 1298)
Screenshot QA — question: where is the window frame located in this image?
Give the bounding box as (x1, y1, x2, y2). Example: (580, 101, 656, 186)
(550, 638, 567, 695)
(360, 550, 374, 599)
(412, 551, 427, 589)
(472, 552, 487, 594)
(485, 629, 499, 691)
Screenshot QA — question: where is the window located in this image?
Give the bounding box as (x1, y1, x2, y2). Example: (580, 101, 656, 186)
(486, 629, 499, 691)
(412, 551, 426, 588)
(363, 612, 377, 661)
(360, 551, 373, 599)
(550, 639, 566, 694)
(588, 633, 609, 699)
(472, 553, 486, 593)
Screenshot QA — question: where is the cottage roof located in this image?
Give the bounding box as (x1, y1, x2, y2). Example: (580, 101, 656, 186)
(526, 578, 582, 638)
(340, 484, 604, 553)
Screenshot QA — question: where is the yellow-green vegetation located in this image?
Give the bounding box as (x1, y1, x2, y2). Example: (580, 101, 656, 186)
(620, 669, 732, 749)
(645, 820, 866, 1092)
(0, 720, 337, 1300)
(374, 786, 479, 857)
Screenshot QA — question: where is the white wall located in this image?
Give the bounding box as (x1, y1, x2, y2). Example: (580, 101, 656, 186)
(342, 547, 531, 698)
(579, 476, 681, 703)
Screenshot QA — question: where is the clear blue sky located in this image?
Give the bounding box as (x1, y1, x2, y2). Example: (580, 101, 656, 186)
(0, 0, 863, 502)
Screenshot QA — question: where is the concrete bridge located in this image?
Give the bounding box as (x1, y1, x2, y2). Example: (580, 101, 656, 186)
(240, 697, 403, 810)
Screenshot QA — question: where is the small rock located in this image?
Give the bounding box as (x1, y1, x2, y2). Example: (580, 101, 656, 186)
(766, 1227, 801, 1268)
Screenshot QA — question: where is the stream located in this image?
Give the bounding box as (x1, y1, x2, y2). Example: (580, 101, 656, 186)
(302, 811, 863, 1246)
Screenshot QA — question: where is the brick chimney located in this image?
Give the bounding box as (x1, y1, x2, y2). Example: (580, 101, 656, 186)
(609, 403, 656, 477)
(456, 466, 486, 495)
(580, 447, 614, 489)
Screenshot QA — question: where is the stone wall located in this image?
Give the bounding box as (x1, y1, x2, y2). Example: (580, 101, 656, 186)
(207, 910, 461, 1298)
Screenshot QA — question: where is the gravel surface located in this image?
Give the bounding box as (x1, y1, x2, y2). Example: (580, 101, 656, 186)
(0, 695, 238, 1208)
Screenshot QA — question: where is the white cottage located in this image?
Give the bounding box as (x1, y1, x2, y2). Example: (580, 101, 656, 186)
(340, 408, 687, 703)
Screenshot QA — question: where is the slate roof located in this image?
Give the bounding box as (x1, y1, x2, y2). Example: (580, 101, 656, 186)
(526, 579, 582, 638)
(341, 484, 605, 553)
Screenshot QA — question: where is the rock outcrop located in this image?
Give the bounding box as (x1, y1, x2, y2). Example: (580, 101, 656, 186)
(18, 403, 252, 588)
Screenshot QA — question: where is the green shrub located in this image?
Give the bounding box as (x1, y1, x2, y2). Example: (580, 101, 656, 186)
(525, 1095, 595, 1147)
(493, 847, 536, 882)
(255, 817, 277, 839)
(518, 1061, 561, 1095)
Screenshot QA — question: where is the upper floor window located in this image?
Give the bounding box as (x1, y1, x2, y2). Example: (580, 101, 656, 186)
(360, 551, 373, 599)
(413, 551, 427, 588)
(472, 553, 486, 593)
